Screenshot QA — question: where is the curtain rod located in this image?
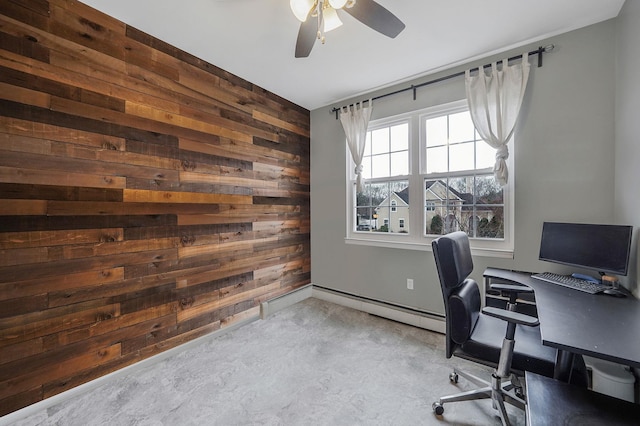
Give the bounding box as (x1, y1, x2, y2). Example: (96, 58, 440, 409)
(331, 44, 555, 119)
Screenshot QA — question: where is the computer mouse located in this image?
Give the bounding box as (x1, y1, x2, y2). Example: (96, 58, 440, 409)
(603, 288, 627, 298)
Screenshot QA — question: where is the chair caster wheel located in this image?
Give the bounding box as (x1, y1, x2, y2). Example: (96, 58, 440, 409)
(515, 386, 525, 399)
(432, 402, 444, 415)
(449, 372, 459, 383)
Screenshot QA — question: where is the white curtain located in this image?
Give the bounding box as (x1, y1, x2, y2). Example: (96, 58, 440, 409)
(465, 53, 530, 186)
(339, 100, 372, 192)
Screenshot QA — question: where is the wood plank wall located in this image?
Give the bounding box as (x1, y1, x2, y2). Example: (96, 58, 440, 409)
(0, 0, 310, 415)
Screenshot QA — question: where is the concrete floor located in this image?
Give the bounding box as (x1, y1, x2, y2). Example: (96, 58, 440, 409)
(8, 298, 524, 425)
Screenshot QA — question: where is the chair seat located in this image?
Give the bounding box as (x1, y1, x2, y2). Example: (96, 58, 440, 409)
(455, 314, 556, 378)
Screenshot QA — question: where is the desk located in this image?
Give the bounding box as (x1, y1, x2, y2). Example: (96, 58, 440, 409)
(525, 371, 640, 425)
(484, 268, 640, 381)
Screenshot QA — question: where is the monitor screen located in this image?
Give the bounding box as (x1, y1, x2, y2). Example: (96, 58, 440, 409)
(539, 222, 633, 276)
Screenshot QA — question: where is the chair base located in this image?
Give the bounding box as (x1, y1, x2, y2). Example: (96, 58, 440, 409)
(432, 367, 525, 426)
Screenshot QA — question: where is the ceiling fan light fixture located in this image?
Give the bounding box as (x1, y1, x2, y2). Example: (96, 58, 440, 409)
(294, 0, 403, 57)
(322, 6, 343, 32)
(290, 0, 316, 22)
(328, 0, 348, 9)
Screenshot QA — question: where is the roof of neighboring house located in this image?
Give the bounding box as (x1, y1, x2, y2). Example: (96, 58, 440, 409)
(396, 187, 409, 204)
(426, 180, 467, 200)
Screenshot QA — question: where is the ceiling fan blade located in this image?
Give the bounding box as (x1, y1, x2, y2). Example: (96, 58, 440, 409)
(343, 0, 405, 38)
(295, 13, 318, 58)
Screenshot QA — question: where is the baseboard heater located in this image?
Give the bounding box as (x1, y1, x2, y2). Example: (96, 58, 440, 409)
(260, 284, 313, 318)
(311, 284, 446, 334)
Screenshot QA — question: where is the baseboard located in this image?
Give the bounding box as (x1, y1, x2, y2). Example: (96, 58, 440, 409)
(311, 285, 445, 333)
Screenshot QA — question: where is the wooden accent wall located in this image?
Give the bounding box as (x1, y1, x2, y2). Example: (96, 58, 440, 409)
(0, 0, 310, 416)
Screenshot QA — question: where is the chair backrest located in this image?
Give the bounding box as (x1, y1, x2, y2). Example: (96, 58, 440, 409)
(432, 231, 481, 358)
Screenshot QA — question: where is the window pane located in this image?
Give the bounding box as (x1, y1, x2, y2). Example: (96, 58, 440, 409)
(369, 182, 390, 206)
(360, 155, 372, 180)
(426, 116, 447, 147)
(449, 141, 474, 172)
(362, 180, 408, 234)
(356, 183, 372, 207)
(476, 175, 503, 204)
(449, 111, 475, 143)
(449, 176, 474, 198)
(390, 151, 408, 176)
(371, 128, 388, 155)
(476, 140, 494, 169)
(426, 146, 447, 173)
(425, 200, 446, 235)
(355, 207, 374, 231)
(362, 122, 409, 181)
(475, 206, 504, 238)
(446, 177, 472, 235)
(371, 154, 389, 178)
(390, 123, 409, 151)
(390, 180, 409, 195)
(422, 176, 505, 239)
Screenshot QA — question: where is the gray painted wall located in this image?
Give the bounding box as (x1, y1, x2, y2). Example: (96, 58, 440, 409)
(615, 0, 640, 294)
(311, 19, 620, 316)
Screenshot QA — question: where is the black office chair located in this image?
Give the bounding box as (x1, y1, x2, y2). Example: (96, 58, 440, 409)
(431, 231, 558, 426)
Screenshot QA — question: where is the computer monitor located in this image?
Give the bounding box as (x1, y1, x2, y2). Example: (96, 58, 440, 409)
(539, 222, 633, 276)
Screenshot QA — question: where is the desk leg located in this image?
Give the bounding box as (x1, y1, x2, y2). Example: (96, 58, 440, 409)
(554, 350, 589, 387)
(554, 350, 574, 382)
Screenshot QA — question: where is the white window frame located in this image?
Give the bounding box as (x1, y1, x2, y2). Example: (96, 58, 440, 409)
(348, 113, 412, 241)
(346, 100, 514, 258)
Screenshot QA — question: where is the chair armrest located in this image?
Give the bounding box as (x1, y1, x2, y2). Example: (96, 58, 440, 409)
(490, 283, 534, 296)
(482, 306, 539, 327)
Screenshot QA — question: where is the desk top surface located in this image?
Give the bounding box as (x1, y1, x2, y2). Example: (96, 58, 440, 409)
(525, 371, 640, 426)
(484, 268, 640, 368)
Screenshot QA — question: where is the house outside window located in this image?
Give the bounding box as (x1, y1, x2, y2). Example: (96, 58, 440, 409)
(348, 100, 514, 257)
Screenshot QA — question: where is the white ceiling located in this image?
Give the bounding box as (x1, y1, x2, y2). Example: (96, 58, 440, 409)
(80, 0, 625, 110)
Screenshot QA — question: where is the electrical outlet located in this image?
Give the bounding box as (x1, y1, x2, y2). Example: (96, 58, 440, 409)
(407, 278, 414, 290)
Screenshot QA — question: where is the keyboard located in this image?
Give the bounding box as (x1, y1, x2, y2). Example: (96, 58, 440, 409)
(531, 272, 608, 294)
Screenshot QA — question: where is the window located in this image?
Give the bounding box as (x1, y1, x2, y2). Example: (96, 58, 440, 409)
(347, 100, 514, 256)
(354, 119, 409, 235)
(423, 109, 505, 240)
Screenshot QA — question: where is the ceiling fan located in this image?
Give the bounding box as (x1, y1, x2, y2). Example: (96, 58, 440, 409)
(290, 0, 405, 58)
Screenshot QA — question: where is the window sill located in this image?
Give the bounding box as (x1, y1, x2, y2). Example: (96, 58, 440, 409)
(345, 236, 514, 259)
